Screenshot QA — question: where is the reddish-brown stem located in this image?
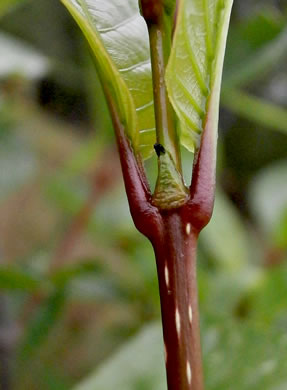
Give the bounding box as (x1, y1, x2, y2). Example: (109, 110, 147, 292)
(152, 211, 204, 390)
(104, 89, 161, 241)
(99, 4, 216, 388)
(188, 114, 217, 231)
(105, 92, 213, 390)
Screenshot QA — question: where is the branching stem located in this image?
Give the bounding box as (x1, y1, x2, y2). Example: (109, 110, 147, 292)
(103, 3, 217, 390)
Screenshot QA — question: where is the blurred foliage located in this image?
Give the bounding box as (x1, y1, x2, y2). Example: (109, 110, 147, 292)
(0, 0, 287, 389)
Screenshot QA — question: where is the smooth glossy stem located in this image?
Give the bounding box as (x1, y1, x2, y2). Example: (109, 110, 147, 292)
(103, 87, 161, 241)
(142, 0, 181, 172)
(188, 104, 217, 231)
(149, 25, 180, 168)
(152, 212, 204, 390)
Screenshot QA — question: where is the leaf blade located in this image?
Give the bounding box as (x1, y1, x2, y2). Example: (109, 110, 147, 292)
(60, 0, 156, 158)
(166, 0, 233, 151)
(222, 89, 287, 135)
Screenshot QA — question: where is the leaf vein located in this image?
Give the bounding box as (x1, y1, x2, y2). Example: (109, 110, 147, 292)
(139, 127, 156, 134)
(179, 109, 202, 134)
(182, 12, 209, 95)
(119, 59, 150, 73)
(136, 100, 154, 112)
(97, 14, 139, 34)
(203, 0, 214, 60)
(175, 75, 205, 118)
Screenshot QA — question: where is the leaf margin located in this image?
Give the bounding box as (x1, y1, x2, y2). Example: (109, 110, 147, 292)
(60, 0, 139, 150)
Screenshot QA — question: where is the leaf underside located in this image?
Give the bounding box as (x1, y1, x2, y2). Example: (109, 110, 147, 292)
(61, 0, 233, 158)
(60, 0, 156, 159)
(166, 0, 234, 152)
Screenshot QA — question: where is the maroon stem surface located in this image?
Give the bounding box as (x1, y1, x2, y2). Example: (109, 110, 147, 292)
(100, 49, 214, 390)
(152, 212, 204, 390)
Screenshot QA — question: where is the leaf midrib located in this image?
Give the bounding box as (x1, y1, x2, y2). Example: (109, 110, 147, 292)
(182, 9, 208, 95)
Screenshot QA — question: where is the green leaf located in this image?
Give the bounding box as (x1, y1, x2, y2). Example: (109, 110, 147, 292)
(203, 320, 287, 390)
(247, 263, 287, 326)
(223, 27, 287, 90)
(60, 0, 156, 158)
(166, 0, 233, 151)
(50, 262, 105, 288)
(223, 7, 286, 76)
(0, 266, 40, 292)
(239, 7, 285, 49)
(17, 289, 66, 363)
(221, 89, 287, 135)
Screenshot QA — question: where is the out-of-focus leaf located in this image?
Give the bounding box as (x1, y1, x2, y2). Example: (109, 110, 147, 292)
(50, 262, 104, 288)
(203, 320, 287, 390)
(46, 175, 133, 238)
(0, 266, 40, 291)
(200, 188, 249, 270)
(18, 289, 66, 363)
(239, 7, 284, 49)
(46, 175, 88, 215)
(0, 261, 129, 303)
(249, 160, 287, 250)
(247, 263, 287, 326)
(224, 7, 285, 73)
(0, 32, 50, 80)
(200, 267, 263, 318)
(199, 189, 263, 316)
(222, 89, 287, 135)
(223, 27, 287, 90)
(36, 365, 71, 390)
(60, 136, 104, 178)
(73, 323, 165, 390)
(74, 319, 287, 390)
(60, 0, 156, 158)
(248, 161, 287, 241)
(0, 131, 37, 201)
(91, 184, 134, 236)
(273, 209, 287, 249)
(68, 276, 131, 303)
(166, 0, 233, 151)
(51, 261, 141, 303)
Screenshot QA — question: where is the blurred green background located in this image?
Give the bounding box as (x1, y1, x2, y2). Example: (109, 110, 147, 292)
(0, 0, 287, 389)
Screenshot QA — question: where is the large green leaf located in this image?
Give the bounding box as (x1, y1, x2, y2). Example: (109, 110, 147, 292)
(166, 0, 233, 151)
(60, 0, 156, 158)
